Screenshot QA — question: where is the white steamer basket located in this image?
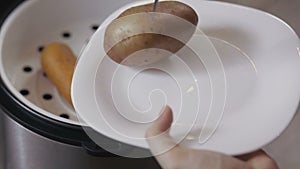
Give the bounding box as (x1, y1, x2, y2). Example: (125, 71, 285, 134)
(0, 0, 137, 125)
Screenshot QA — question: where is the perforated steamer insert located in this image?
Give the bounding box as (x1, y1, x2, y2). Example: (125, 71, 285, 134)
(9, 22, 98, 122)
(0, 0, 115, 125)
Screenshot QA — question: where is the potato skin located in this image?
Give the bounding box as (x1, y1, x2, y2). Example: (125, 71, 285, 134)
(41, 43, 76, 106)
(107, 34, 184, 64)
(118, 1, 198, 25)
(104, 1, 198, 66)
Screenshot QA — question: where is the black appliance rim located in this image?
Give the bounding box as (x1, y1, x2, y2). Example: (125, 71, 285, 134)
(0, 0, 92, 147)
(0, 76, 93, 146)
(0, 0, 146, 158)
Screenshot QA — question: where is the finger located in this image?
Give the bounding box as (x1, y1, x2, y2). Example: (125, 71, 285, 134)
(146, 106, 185, 168)
(246, 150, 279, 169)
(237, 150, 265, 161)
(146, 106, 173, 136)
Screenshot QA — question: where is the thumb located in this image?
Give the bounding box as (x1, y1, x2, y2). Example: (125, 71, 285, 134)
(146, 105, 173, 137)
(145, 106, 184, 167)
(145, 106, 177, 155)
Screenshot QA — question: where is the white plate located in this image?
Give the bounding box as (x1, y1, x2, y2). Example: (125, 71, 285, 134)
(72, 0, 300, 155)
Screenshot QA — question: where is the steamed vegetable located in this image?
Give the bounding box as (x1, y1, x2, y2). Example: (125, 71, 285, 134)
(41, 43, 76, 106)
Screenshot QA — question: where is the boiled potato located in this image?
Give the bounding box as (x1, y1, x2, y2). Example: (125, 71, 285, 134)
(104, 1, 198, 66)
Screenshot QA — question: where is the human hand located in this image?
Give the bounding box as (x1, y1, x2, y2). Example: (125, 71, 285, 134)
(146, 106, 279, 169)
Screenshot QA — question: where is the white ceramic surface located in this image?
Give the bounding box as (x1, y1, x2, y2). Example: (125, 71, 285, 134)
(72, 0, 300, 155)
